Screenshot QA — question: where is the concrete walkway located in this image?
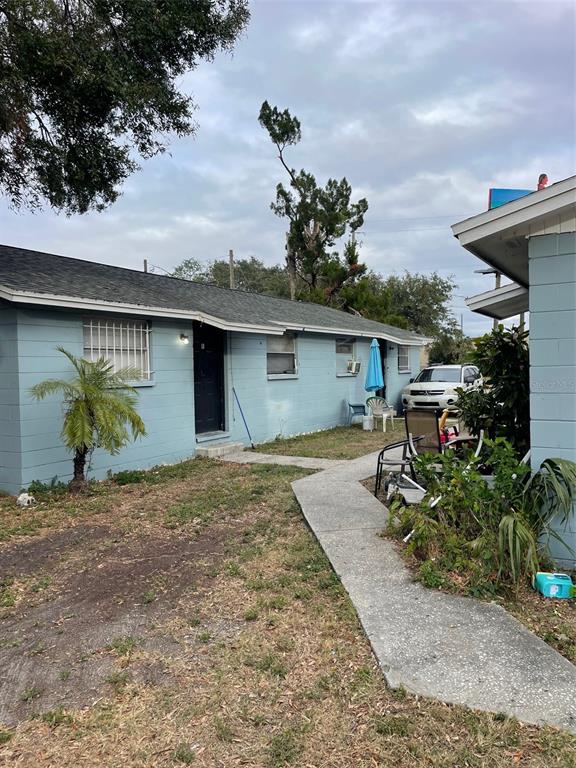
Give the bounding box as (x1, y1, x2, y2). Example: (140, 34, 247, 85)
(226, 451, 346, 471)
(225, 448, 576, 733)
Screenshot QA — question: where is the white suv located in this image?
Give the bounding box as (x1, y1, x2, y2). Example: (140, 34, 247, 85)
(401, 364, 483, 412)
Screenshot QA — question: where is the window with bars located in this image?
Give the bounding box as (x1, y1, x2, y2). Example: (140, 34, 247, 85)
(397, 344, 410, 373)
(267, 333, 297, 375)
(83, 318, 151, 380)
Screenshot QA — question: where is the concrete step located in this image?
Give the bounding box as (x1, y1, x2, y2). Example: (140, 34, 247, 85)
(196, 442, 245, 459)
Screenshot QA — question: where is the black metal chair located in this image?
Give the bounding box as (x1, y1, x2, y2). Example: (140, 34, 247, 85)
(374, 436, 423, 497)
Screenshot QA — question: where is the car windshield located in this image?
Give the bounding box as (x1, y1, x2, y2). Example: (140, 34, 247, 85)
(414, 368, 461, 383)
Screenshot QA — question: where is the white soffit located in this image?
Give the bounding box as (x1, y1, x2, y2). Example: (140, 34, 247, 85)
(466, 283, 529, 320)
(452, 177, 576, 286)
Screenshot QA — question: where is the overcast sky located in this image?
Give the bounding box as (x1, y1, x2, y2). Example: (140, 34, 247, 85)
(1, 0, 574, 335)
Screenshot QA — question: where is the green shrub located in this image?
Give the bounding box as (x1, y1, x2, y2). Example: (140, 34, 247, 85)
(388, 439, 576, 593)
(27, 477, 68, 496)
(456, 325, 530, 454)
(112, 469, 148, 485)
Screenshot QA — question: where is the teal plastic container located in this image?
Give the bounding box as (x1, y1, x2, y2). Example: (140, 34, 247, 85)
(533, 572, 574, 599)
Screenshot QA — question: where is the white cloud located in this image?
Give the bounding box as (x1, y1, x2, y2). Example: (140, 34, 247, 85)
(291, 19, 330, 48)
(412, 81, 532, 128)
(126, 226, 175, 242)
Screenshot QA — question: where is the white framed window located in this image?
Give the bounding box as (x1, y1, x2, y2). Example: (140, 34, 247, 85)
(267, 333, 297, 375)
(397, 345, 410, 373)
(83, 318, 151, 380)
(336, 336, 355, 375)
(335, 336, 355, 355)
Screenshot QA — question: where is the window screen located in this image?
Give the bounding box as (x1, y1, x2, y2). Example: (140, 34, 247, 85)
(267, 333, 296, 375)
(397, 345, 410, 373)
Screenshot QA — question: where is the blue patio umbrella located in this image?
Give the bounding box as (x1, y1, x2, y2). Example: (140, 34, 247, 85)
(364, 338, 384, 392)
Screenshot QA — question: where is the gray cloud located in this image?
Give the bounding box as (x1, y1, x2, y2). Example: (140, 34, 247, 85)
(1, 0, 574, 337)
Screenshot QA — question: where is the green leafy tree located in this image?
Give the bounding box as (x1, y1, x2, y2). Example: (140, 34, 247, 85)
(0, 1, 249, 213)
(428, 328, 475, 364)
(457, 326, 530, 454)
(338, 271, 408, 327)
(30, 348, 146, 489)
(258, 100, 368, 302)
(381, 272, 457, 337)
(172, 256, 290, 297)
(171, 257, 207, 282)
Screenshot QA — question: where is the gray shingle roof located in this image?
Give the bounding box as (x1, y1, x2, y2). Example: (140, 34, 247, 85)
(0, 244, 427, 344)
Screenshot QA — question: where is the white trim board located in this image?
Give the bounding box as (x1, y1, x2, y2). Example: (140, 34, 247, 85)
(466, 283, 528, 320)
(0, 285, 428, 345)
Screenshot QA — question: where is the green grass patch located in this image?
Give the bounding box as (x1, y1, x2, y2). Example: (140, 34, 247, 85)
(40, 707, 74, 728)
(245, 651, 289, 679)
(107, 636, 137, 656)
(267, 728, 303, 767)
(20, 686, 42, 703)
(105, 670, 131, 691)
(172, 743, 196, 764)
(256, 423, 405, 460)
(374, 714, 414, 737)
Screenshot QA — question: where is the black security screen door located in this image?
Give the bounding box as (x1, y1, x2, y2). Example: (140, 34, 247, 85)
(193, 323, 225, 434)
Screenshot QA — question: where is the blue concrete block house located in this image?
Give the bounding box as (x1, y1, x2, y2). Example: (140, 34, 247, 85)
(0, 245, 428, 494)
(453, 174, 576, 568)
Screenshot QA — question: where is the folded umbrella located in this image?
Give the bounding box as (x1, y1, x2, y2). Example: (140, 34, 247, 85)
(365, 338, 384, 392)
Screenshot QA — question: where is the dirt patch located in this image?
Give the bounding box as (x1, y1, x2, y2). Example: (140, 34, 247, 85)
(0, 524, 112, 579)
(0, 520, 239, 725)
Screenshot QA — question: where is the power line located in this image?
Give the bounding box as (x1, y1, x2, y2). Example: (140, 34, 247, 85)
(367, 213, 474, 223)
(362, 226, 453, 233)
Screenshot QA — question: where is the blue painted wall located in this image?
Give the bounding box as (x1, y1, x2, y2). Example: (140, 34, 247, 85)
(1, 306, 424, 492)
(15, 307, 196, 489)
(227, 333, 369, 444)
(383, 343, 421, 412)
(529, 233, 576, 569)
(226, 334, 421, 445)
(0, 301, 22, 494)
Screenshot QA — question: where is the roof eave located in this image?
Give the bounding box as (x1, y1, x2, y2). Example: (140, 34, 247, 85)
(0, 286, 285, 335)
(0, 286, 430, 344)
(465, 283, 529, 320)
(451, 176, 576, 243)
(451, 177, 576, 285)
(277, 321, 430, 345)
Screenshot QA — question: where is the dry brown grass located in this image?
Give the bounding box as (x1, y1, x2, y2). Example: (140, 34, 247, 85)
(255, 422, 406, 460)
(0, 458, 575, 767)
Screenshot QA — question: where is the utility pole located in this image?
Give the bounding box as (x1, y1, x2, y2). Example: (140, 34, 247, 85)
(474, 267, 502, 330)
(493, 271, 501, 330)
(285, 232, 296, 301)
(228, 249, 235, 289)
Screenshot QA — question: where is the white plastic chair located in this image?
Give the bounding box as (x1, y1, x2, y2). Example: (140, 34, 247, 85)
(366, 396, 395, 432)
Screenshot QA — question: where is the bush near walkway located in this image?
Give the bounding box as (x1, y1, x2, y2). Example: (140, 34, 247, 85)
(0, 458, 574, 766)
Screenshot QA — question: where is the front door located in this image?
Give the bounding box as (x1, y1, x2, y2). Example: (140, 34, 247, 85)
(193, 323, 225, 434)
(377, 340, 387, 400)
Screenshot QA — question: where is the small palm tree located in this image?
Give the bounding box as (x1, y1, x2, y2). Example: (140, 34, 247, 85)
(30, 347, 146, 489)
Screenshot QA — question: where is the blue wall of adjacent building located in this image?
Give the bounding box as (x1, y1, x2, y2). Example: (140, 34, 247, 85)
(529, 232, 576, 569)
(0, 302, 21, 493)
(0, 305, 424, 493)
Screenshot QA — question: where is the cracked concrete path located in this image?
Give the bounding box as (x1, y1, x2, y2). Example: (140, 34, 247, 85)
(226, 447, 576, 733)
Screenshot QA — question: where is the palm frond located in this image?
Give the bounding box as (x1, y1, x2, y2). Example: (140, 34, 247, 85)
(524, 458, 576, 525)
(32, 348, 147, 478)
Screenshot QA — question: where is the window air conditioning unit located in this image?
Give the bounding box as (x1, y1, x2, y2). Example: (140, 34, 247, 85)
(347, 360, 361, 374)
